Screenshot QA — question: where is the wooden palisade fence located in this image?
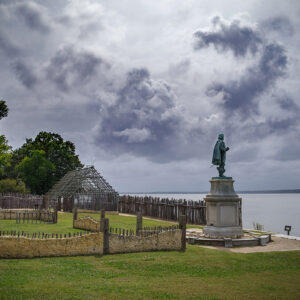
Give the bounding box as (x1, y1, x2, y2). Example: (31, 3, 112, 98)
(0, 193, 44, 209)
(108, 225, 180, 237)
(15, 210, 57, 224)
(0, 209, 57, 224)
(118, 195, 206, 225)
(0, 231, 90, 238)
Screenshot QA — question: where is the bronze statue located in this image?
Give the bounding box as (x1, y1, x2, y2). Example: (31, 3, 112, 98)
(212, 133, 230, 178)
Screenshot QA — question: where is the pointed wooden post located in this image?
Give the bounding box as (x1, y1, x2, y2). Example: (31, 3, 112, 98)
(54, 207, 58, 223)
(179, 215, 187, 252)
(103, 218, 109, 254)
(73, 207, 78, 228)
(42, 195, 49, 209)
(100, 209, 105, 232)
(136, 212, 143, 236)
(57, 197, 61, 211)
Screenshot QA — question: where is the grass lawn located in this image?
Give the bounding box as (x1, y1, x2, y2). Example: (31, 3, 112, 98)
(0, 213, 300, 299)
(0, 245, 299, 299)
(0, 212, 178, 235)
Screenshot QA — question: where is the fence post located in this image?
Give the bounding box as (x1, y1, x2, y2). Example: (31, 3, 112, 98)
(136, 212, 143, 236)
(54, 207, 58, 223)
(42, 195, 49, 209)
(57, 198, 61, 211)
(118, 196, 122, 213)
(100, 209, 105, 232)
(103, 218, 109, 254)
(73, 207, 78, 228)
(179, 215, 187, 252)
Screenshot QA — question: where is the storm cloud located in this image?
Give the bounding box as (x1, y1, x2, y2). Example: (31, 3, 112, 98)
(12, 60, 37, 89)
(94, 68, 186, 161)
(15, 2, 50, 33)
(0, 1, 299, 191)
(0, 30, 20, 58)
(206, 42, 288, 113)
(194, 16, 292, 116)
(261, 15, 294, 36)
(194, 16, 262, 57)
(46, 47, 107, 92)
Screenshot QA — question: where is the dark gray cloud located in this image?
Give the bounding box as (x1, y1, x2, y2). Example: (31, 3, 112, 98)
(15, 2, 50, 33)
(94, 68, 185, 162)
(277, 95, 299, 111)
(193, 15, 299, 148)
(46, 47, 107, 92)
(261, 15, 294, 36)
(194, 16, 263, 57)
(0, 30, 20, 58)
(246, 117, 298, 140)
(206, 43, 288, 113)
(194, 15, 290, 118)
(12, 60, 37, 89)
(274, 137, 300, 162)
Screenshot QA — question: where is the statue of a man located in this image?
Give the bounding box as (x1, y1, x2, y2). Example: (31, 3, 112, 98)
(212, 133, 229, 177)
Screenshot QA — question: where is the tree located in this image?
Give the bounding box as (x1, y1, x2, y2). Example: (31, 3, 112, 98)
(16, 150, 56, 195)
(0, 135, 12, 179)
(0, 178, 29, 193)
(0, 100, 8, 120)
(12, 131, 83, 187)
(0, 100, 11, 179)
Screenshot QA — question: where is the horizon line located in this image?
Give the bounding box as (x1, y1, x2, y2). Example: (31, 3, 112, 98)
(119, 188, 300, 194)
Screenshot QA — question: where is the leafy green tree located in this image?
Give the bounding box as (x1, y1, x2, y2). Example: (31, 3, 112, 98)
(16, 150, 56, 195)
(11, 131, 83, 185)
(0, 135, 12, 179)
(0, 178, 29, 193)
(0, 100, 8, 120)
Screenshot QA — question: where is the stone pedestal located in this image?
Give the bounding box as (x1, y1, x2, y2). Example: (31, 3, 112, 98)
(203, 178, 243, 238)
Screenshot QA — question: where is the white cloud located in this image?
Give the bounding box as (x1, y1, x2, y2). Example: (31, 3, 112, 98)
(113, 128, 154, 143)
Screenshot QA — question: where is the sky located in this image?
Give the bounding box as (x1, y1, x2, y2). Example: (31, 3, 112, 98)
(1, 0, 300, 193)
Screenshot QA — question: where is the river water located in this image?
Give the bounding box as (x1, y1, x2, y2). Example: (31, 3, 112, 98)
(126, 193, 300, 237)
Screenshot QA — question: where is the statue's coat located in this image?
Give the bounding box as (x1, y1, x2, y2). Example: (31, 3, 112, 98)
(212, 140, 226, 165)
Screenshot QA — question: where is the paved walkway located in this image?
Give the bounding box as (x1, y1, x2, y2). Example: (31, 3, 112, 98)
(187, 228, 300, 253)
(200, 236, 300, 253)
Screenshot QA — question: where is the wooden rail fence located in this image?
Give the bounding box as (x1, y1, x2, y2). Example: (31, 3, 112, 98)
(118, 195, 206, 225)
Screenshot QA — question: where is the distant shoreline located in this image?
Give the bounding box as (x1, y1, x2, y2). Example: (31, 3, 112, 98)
(121, 189, 300, 194)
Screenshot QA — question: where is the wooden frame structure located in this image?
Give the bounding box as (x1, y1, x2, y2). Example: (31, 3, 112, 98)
(46, 166, 118, 212)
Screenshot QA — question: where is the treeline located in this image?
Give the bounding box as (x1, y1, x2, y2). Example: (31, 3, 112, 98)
(0, 100, 83, 194)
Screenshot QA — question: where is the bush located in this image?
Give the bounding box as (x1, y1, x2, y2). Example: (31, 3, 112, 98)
(0, 179, 29, 193)
(252, 222, 264, 231)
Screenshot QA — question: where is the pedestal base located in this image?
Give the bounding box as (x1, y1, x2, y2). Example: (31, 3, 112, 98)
(204, 178, 244, 239)
(203, 226, 244, 239)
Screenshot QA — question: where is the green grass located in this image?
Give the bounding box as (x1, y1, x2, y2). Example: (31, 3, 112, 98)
(0, 212, 177, 235)
(0, 246, 299, 299)
(0, 213, 300, 299)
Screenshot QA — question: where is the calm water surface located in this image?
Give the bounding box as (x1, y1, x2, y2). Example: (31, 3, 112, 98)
(127, 193, 300, 237)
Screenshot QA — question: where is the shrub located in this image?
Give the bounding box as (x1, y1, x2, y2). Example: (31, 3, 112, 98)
(252, 222, 264, 231)
(0, 178, 29, 193)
